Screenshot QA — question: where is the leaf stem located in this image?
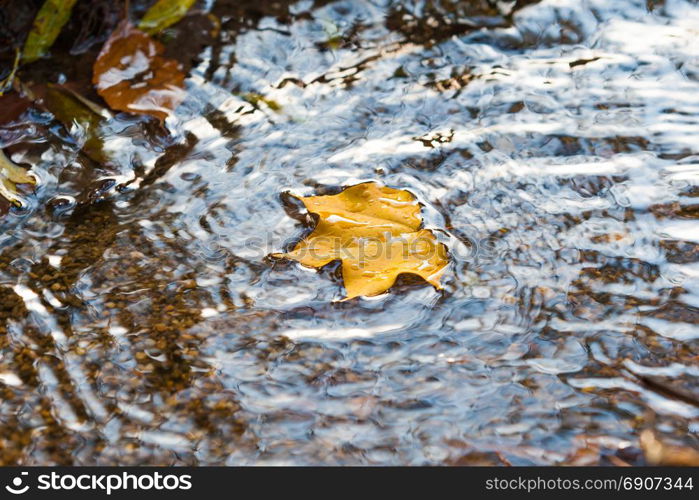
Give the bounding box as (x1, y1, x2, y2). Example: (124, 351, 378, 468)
(0, 48, 20, 96)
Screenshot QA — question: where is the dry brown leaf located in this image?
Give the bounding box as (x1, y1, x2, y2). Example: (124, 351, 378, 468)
(92, 20, 185, 121)
(273, 182, 449, 299)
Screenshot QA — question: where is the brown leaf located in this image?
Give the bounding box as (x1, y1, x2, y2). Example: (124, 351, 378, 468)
(92, 21, 185, 122)
(43, 84, 111, 164)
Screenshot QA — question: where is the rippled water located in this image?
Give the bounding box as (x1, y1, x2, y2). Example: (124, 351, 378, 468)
(1, 0, 698, 465)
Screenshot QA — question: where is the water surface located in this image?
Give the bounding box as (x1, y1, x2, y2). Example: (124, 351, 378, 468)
(1, 0, 698, 465)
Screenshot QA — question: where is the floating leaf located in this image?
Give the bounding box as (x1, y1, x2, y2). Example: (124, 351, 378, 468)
(22, 0, 78, 63)
(139, 0, 197, 35)
(92, 21, 185, 122)
(274, 182, 449, 299)
(44, 84, 110, 164)
(0, 149, 35, 207)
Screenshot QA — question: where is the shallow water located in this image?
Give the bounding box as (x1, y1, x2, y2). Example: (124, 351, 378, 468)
(0, 0, 698, 465)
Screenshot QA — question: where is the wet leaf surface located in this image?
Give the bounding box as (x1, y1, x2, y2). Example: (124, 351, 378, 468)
(0, 91, 32, 124)
(43, 84, 110, 164)
(92, 20, 185, 121)
(139, 0, 197, 35)
(0, 149, 35, 206)
(274, 182, 449, 299)
(22, 0, 78, 63)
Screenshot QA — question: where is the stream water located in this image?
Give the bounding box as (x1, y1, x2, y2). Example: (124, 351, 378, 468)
(0, 0, 698, 465)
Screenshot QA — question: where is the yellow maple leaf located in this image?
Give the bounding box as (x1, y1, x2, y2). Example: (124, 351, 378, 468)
(274, 182, 449, 299)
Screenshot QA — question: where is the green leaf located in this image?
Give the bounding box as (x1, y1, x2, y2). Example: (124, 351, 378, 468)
(44, 85, 110, 164)
(22, 0, 79, 63)
(241, 93, 282, 112)
(138, 0, 197, 35)
(0, 149, 35, 207)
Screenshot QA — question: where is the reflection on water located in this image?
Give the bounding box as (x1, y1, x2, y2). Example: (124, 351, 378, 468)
(1, 0, 698, 464)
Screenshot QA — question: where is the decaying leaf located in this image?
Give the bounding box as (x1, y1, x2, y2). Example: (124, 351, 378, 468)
(22, 0, 78, 63)
(92, 21, 185, 121)
(43, 84, 110, 164)
(274, 182, 449, 299)
(0, 49, 21, 95)
(0, 89, 32, 124)
(139, 0, 197, 35)
(640, 429, 699, 466)
(0, 149, 35, 207)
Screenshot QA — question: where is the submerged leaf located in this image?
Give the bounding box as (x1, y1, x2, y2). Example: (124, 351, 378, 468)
(0, 91, 33, 124)
(641, 430, 699, 466)
(44, 84, 110, 164)
(22, 0, 78, 63)
(0, 49, 21, 95)
(274, 182, 449, 299)
(92, 21, 185, 122)
(139, 0, 197, 35)
(0, 149, 35, 207)
(242, 92, 282, 112)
